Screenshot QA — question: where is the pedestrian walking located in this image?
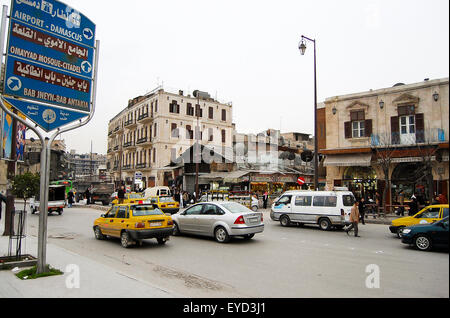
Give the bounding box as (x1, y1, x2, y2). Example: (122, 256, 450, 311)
(118, 186, 125, 204)
(345, 201, 361, 237)
(263, 191, 269, 209)
(408, 195, 418, 216)
(68, 189, 75, 208)
(359, 197, 366, 225)
(84, 188, 91, 205)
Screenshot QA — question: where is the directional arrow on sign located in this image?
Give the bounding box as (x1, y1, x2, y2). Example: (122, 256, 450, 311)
(3, 97, 89, 132)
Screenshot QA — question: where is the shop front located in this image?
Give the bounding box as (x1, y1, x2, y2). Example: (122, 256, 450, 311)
(341, 166, 378, 201)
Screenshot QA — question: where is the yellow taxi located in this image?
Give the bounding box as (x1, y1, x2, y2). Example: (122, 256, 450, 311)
(111, 192, 144, 205)
(93, 203, 174, 248)
(389, 204, 449, 238)
(145, 196, 180, 215)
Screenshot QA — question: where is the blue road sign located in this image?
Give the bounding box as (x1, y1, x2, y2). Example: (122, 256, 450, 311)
(2, 0, 96, 131)
(3, 97, 88, 132)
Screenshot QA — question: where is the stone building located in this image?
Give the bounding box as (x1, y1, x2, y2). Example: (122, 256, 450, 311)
(107, 87, 235, 189)
(321, 78, 449, 206)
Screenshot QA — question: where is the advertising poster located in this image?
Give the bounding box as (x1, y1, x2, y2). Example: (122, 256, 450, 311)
(2, 111, 13, 159)
(16, 122, 26, 162)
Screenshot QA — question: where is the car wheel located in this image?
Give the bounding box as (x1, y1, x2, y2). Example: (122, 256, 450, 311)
(251, 206, 258, 212)
(396, 227, 405, 239)
(280, 215, 291, 227)
(173, 222, 181, 236)
(121, 231, 132, 248)
(215, 226, 230, 243)
(415, 235, 432, 251)
(319, 218, 332, 231)
(94, 226, 106, 240)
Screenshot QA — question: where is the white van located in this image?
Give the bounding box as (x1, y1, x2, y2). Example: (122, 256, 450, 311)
(270, 190, 356, 231)
(143, 186, 172, 199)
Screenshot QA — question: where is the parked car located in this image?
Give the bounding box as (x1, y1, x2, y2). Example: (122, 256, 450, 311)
(30, 185, 66, 216)
(171, 202, 264, 243)
(401, 217, 449, 251)
(270, 190, 356, 230)
(111, 192, 144, 205)
(93, 204, 174, 248)
(144, 196, 180, 214)
(389, 204, 449, 238)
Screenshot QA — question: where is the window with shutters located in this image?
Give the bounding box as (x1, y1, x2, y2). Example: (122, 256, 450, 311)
(222, 109, 227, 121)
(209, 107, 214, 120)
(344, 110, 372, 139)
(221, 129, 226, 143)
(187, 103, 194, 116)
(171, 123, 179, 138)
(186, 125, 193, 140)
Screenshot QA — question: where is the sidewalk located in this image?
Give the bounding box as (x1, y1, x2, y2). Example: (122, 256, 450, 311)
(0, 223, 181, 298)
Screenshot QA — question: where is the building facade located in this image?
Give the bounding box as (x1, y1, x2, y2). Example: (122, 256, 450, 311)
(107, 87, 234, 189)
(322, 78, 449, 205)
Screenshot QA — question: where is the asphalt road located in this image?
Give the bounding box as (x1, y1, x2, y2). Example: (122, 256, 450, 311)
(13, 206, 450, 298)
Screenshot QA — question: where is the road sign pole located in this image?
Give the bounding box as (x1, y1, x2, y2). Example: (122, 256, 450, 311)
(37, 138, 50, 273)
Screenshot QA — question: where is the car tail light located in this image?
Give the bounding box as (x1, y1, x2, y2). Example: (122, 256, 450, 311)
(138, 200, 143, 204)
(261, 214, 264, 222)
(135, 222, 146, 229)
(167, 219, 174, 226)
(341, 209, 345, 216)
(234, 216, 245, 225)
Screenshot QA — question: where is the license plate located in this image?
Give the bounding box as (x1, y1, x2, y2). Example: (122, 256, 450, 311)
(150, 222, 162, 227)
(248, 217, 259, 223)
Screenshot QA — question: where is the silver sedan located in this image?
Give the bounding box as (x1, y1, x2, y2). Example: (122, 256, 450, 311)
(171, 201, 264, 243)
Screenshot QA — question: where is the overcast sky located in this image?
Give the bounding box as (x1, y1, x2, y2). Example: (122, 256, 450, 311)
(1, 0, 449, 154)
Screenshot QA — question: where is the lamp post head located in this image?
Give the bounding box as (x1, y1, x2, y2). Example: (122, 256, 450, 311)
(299, 40, 307, 56)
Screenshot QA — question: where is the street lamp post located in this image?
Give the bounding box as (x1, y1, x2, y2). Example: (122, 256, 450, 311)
(299, 35, 319, 191)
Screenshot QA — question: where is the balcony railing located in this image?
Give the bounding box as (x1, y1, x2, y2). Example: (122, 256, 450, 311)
(371, 129, 447, 147)
(123, 141, 135, 148)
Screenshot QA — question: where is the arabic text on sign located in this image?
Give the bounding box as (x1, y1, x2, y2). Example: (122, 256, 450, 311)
(14, 60, 90, 93)
(12, 22, 89, 60)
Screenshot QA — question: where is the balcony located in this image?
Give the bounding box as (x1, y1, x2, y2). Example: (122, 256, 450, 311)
(123, 141, 136, 150)
(122, 165, 133, 171)
(136, 137, 153, 148)
(125, 119, 137, 129)
(138, 113, 153, 124)
(136, 163, 152, 171)
(371, 129, 447, 148)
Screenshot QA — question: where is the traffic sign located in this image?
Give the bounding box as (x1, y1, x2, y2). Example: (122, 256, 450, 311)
(3, 0, 96, 129)
(297, 177, 306, 186)
(2, 96, 88, 132)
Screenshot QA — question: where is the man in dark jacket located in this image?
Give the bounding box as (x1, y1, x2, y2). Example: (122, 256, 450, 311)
(118, 186, 125, 204)
(359, 197, 366, 225)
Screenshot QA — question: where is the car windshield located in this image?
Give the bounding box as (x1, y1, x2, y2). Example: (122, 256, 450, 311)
(129, 193, 143, 199)
(159, 196, 174, 202)
(220, 202, 252, 214)
(132, 205, 164, 216)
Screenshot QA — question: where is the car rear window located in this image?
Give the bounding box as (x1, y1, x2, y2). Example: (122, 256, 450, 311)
(129, 193, 143, 199)
(132, 205, 164, 216)
(220, 202, 251, 214)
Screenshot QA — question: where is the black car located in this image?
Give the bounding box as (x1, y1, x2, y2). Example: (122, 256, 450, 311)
(401, 217, 449, 251)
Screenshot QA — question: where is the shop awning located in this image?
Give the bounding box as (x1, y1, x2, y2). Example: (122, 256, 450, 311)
(198, 170, 251, 183)
(323, 153, 372, 167)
